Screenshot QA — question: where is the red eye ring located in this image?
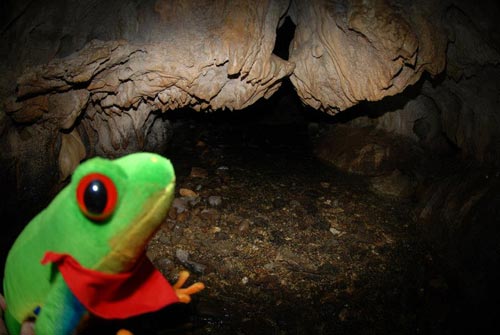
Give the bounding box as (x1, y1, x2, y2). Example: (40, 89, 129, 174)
(76, 173, 118, 221)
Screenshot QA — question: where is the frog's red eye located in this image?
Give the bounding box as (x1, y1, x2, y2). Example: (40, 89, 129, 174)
(76, 173, 118, 221)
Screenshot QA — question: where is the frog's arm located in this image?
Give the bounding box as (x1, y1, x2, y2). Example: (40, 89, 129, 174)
(34, 275, 86, 335)
(173, 271, 205, 304)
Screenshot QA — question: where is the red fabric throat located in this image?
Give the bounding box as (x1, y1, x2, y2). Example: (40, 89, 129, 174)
(41, 251, 179, 319)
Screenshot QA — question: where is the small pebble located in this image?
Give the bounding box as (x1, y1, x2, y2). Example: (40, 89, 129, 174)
(338, 308, 349, 321)
(196, 140, 207, 147)
(215, 231, 229, 240)
(208, 195, 222, 207)
(172, 198, 188, 213)
(200, 208, 219, 222)
(329, 227, 343, 236)
(176, 211, 189, 222)
(211, 226, 222, 234)
(176, 249, 189, 263)
(188, 261, 206, 275)
(190, 167, 208, 178)
(168, 207, 177, 219)
(238, 221, 250, 232)
(175, 249, 206, 275)
(156, 257, 174, 273)
(159, 234, 171, 245)
(180, 188, 197, 197)
(187, 196, 201, 206)
(216, 166, 229, 176)
(263, 263, 275, 271)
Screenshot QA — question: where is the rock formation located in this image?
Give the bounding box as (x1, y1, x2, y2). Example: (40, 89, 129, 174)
(0, 0, 450, 183)
(289, 0, 447, 114)
(1, 0, 296, 183)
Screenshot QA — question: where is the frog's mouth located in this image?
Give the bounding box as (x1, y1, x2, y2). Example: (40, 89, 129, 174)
(97, 181, 176, 273)
(41, 251, 179, 319)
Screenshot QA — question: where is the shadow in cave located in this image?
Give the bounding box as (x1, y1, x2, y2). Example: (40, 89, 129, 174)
(318, 71, 447, 125)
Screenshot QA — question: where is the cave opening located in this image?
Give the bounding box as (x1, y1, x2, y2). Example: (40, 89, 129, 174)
(273, 15, 296, 60)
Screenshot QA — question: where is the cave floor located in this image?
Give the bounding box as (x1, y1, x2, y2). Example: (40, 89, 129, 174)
(83, 114, 448, 335)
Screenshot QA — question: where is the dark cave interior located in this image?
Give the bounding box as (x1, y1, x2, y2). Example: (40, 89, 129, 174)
(1, 1, 500, 335)
(2, 77, 499, 334)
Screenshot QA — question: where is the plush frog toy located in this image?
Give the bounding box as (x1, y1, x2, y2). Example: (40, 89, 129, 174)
(2, 152, 204, 335)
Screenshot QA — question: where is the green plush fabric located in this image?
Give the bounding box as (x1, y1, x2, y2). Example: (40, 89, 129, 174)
(3, 153, 175, 335)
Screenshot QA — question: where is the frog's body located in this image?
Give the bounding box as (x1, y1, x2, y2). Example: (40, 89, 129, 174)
(3, 153, 202, 335)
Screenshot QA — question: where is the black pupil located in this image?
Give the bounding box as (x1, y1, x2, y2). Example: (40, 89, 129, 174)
(84, 180, 107, 214)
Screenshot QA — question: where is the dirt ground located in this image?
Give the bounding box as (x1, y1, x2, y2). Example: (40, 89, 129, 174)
(81, 111, 450, 335)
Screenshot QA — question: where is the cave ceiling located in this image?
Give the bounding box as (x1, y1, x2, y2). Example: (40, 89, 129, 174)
(1, 0, 450, 180)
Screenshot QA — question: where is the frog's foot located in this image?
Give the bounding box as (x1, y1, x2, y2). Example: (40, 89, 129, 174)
(173, 270, 205, 303)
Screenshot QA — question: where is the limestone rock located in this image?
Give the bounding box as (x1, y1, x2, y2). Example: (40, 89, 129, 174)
(58, 130, 86, 181)
(1, 0, 294, 177)
(289, 0, 447, 114)
(346, 2, 500, 166)
(369, 169, 416, 199)
(314, 124, 424, 176)
(349, 90, 455, 155)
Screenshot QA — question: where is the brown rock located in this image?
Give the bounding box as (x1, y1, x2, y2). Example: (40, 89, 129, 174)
(289, 0, 447, 114)
(179, 188, 198, 197)
(190, 167, 209, 178)
(200, 208, 220, 224)
(315, 124, 423, 176)
(369, 170, 416, 199)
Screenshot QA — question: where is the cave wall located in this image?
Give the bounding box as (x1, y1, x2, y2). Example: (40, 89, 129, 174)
(0, 0, 452, 185)
(348, 1, 500, 166)
(0, 0, 296, 185)
(288, 0, 447, 114)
